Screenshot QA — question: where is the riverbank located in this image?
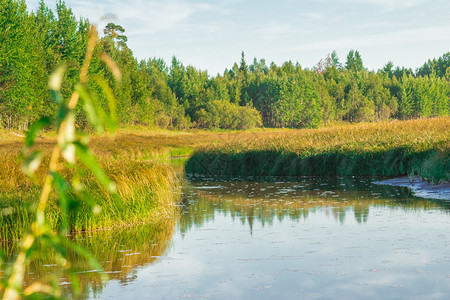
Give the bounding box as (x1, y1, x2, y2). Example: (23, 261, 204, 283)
(0, 128, 265, 239)
(0, 130, 198, 240)
(185, 118, 449, 183)
(375, 176, 450, 201)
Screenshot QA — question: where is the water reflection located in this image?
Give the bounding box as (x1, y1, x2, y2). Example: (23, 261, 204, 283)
(4, 176, 450, 299)
(180, 176, 450, 234)
(1, 218, 176, 299)
(95, 176, 450, 299)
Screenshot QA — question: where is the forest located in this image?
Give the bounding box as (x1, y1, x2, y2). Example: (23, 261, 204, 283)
(1, 0, 449, 131)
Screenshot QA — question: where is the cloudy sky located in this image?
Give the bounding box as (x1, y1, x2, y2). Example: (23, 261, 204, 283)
(26, 0, 450, 75)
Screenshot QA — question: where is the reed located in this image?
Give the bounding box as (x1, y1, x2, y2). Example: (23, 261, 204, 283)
(0, 156, 180, 240)
(185, 117, 450, 183)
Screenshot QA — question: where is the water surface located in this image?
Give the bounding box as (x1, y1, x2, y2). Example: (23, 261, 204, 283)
(91, 177, 450, 299)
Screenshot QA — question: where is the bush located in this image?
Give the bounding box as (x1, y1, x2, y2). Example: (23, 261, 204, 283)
(196, 100, 262, 130)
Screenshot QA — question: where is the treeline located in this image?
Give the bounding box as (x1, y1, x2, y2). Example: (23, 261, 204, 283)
(1, 0, 449, 131)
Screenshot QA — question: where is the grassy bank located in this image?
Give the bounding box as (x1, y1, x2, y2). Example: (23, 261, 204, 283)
(0, 127, 265, 240)
(185, 118, 450, 183)
(0, 156, 180, 240)
(0, 132, 187, 240)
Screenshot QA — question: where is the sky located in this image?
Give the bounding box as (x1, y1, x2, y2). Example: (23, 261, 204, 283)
(26, 0, 450, 76)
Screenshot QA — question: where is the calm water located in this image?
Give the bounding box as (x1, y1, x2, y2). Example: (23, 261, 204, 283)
(85, 176, 450, 300)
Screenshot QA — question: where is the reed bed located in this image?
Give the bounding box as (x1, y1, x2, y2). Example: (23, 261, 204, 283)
(0, 128, 227, 240)
(186, 117, 450, 183)
(0, 134, 183, 240)
(0, 158, 180, 240)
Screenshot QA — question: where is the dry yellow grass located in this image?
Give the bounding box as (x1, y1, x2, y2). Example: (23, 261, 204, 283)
(186, 117, 450, 181)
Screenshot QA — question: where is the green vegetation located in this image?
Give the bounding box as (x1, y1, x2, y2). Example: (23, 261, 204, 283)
(0, 126, 249, 241)
(186, 118, 450, 183)
(1, 1, 449, 132)
(1, 117, 448, 243)
(0, 158, 180, 240)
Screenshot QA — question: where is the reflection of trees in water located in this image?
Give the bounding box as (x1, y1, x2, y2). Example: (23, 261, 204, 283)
(1, 218, 177, 299)
(180, 177, 450, 234)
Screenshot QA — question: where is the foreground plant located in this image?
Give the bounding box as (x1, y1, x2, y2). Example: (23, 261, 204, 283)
(0, 26, 120, 299)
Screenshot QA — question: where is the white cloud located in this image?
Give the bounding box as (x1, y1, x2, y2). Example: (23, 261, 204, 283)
(332, 0, 429, 11)
(25, 0, 450, 73)
(298, 12, 323, 21)
(73, 0, 212, 34)
(288, 26, 450, 51)
(25, 0, 213, 35)
(259, 21, 293, 40)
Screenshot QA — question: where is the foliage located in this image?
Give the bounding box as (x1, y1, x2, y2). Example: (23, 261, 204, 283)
(1, 0, 449, 132)
(196, 100, 262, 130)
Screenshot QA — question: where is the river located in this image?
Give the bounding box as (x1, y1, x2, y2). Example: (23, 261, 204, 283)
(82, 176, 450, 299)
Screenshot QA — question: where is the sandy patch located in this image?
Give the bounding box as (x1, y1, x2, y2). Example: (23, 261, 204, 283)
(374, 176, 450, 201)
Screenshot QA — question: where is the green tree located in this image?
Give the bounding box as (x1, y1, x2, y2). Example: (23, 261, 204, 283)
(103, 22, 128, 49)
(345, 50, 364, 72)
(330, 50, 342, 69)
(399, 74, 414, 119)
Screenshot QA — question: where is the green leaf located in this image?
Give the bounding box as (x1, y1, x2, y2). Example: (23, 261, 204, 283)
(92, 76, 117, 131)
(68, 273, 81, 297)
(24, 117, 51, 149)
(57, 112, 76, 164)
(22, 151, 43, 177)
(72, 182, 101, 215)
(76, 84, 105, 133)
(74, 142, 116, 193)
(51, 172, 71, 234)
(76, 83, 117, 133)
(48, 65, 66, 92)
(48, 65, 66, 104)
(38, 234, 68, 260)
(56, 104, 71, 129)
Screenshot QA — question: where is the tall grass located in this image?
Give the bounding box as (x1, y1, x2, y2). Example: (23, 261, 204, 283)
(0, 155, 180, 240)
(0, 139, 185, 239)
(0, 127, 203, 241)
(186, 118, 450, 183)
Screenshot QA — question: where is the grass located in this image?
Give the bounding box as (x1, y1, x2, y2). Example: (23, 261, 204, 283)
(0, 131, 187, 240)
(185, 117, 450, 183)
(1, 117, 448, 240)
(0, 126, 260, 240)
(0, 156, 180, 240)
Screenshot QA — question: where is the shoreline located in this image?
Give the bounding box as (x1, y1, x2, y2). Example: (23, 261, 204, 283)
(374, 176, 450, 201)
